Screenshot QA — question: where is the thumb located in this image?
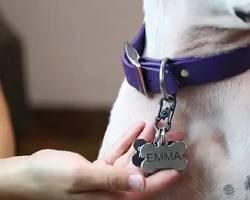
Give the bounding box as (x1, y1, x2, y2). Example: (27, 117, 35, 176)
(83, 160, 145, 192)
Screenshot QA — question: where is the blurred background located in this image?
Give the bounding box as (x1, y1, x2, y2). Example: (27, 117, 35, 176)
(0, 0, 142, 161)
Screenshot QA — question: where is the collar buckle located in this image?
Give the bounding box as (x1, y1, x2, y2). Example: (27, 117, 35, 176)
(124, 42, 149, 97)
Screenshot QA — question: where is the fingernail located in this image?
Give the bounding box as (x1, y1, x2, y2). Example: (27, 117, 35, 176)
(128, 174, 144, 192)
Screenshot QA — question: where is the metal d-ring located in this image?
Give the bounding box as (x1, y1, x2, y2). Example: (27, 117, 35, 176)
(159, 58, 169, 99)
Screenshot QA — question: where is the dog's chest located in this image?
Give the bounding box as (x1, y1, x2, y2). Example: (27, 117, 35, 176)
(162, 71, 250, 200)
(172, 71, 250, 157)
(101, 70, 250, 200)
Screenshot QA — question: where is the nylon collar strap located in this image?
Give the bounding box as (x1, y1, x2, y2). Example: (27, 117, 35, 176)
(122, 24, 250, 96)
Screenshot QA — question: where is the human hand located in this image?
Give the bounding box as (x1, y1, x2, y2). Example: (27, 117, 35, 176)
(0, 122, 184, 200)
(102, 122, 185, 200)
(9, 150, 144, 200)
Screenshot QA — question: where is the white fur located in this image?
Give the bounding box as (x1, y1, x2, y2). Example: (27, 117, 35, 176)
(100, 0, 250, 199)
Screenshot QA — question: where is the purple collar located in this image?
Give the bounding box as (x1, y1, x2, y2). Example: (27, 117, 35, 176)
(122, 25, 250, 97)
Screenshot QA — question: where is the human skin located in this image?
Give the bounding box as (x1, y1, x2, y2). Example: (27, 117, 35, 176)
(0, 122, 184, 200)
(0, 86, 15, 157)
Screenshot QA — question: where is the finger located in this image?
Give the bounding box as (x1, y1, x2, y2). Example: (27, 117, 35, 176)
(71, 192, 113, 200)
(144, 170, 180, 194)
(104, 122, 146, 164)
(114, 124, 155, 168)
(119, 170, 180, 200)
(127, 124, 155, 154)
(166, 131, 185, 141)
(138, 124, 155, 141)
(78, 162, 145, 192)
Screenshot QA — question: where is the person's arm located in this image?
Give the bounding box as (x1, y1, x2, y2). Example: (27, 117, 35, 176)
(0, 86, 15, 157)
(0, 122, 184, 200)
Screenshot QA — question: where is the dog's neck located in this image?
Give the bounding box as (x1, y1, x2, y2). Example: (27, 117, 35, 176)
(144, 25, 250, 59)
(143, 5, 250, 59)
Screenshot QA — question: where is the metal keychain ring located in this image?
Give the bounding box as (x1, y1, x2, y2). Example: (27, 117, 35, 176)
(159, 128, 166, 145)
(159, 57, 169, 99)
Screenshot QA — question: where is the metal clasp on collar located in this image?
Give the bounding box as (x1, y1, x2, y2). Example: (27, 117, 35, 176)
(160, 58, 169, 99)
(125, 42, 149, 97)
(154, 57, 177, 132)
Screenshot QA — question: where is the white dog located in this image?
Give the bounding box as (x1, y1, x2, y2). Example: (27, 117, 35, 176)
(99, 0, 250, 199)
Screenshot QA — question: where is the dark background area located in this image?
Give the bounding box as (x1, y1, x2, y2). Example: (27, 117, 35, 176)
(19, 110, 108, 161)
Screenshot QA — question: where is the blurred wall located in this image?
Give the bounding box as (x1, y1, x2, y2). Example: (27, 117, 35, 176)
(0, 0, 143, 109)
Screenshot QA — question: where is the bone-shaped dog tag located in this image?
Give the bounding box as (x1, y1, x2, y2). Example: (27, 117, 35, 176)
(140, 142, 187, 173)
(132, 138, 187, 173)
